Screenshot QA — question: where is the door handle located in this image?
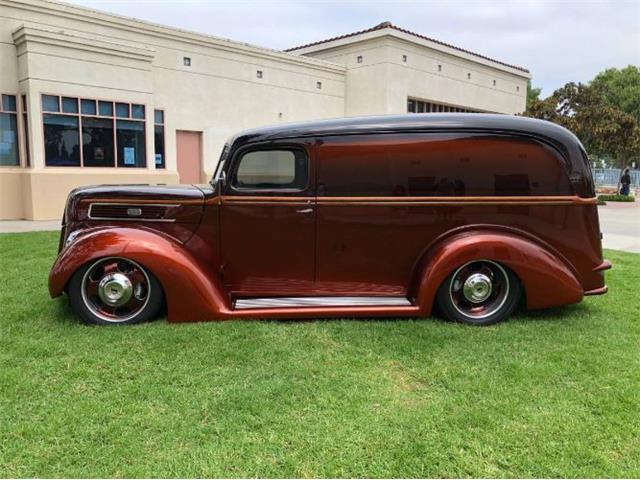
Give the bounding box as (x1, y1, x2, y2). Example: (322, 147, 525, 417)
(296, 208, 313, 214)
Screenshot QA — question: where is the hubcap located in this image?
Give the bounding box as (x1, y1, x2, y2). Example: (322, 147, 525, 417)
(463, 273, 492, 303)
(98, 273, 133, 307)
(449, 260, 510, 319)
(81, 257, 151, 322)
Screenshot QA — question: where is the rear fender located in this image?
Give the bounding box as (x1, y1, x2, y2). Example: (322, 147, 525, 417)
(414, 230, 583, 315)
(49, 227, 229, 322)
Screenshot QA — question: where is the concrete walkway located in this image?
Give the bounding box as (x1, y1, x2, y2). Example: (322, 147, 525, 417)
(597, 201, 640, 253)
(0, 220, 61, 233)
(1, 201, 638, 253)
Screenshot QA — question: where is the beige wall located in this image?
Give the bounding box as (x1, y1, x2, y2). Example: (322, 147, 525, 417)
(0, 0, 345, 219)
(292, 30, 530, 115)
(0, 0, 530, 220)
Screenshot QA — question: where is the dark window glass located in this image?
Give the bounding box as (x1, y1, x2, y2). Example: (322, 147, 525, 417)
(116, 103, 129, 118)
(154, 125, 165, 168)
(61, 97, 78, 114)
(22, 95, 29, 167)
(233, 149, 307, 190)
(318, 134, 572, 197)
(2, 94, 17, 112)
(116, 120, 145, 167)
(98, 101, 113, 117)
(0, 112, 19, 166)
(81, 99, 97, 116)
(154, 109, 164, 124)
(131, 104, 145, 119)
(43, 114, 80, 166)
(42, 95, 59, 112)
(82, 117, 114, 167)
(407, 99, 416, 113)
(417, 101, 425, 113)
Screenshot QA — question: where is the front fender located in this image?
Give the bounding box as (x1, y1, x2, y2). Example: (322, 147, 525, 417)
(414, 230, 583, 315)
(49, 227, 230, 322)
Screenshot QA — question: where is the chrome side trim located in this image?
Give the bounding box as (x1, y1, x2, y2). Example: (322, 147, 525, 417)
(234, 296, 412, 309)
(88, 203, 179, 222)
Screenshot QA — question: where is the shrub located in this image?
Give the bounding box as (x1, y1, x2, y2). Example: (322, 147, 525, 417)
(597, 194, 635, 203)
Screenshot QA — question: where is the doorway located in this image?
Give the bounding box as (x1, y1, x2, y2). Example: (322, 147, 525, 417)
(176, 130, 202, 183)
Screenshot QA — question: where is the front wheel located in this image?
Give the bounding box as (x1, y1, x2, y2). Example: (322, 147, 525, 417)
(68, 257, 164, 325)
(436, 259, 521, 326)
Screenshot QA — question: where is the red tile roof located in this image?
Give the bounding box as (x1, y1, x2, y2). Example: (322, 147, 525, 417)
(284, 21, 530, 74)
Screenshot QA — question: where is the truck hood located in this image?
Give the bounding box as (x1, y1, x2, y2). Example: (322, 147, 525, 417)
(67, 184, 207, 204)
(63, 184, 214, 227)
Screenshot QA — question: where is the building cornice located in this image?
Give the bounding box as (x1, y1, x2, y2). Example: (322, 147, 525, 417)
(12, 24, 156, 62)
(287, 23, 531, 79)
(2, 0, 346, 74)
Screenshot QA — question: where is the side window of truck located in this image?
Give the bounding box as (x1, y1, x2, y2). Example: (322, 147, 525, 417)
(318, 134, 572, 197)
(231, 148, 308, 191)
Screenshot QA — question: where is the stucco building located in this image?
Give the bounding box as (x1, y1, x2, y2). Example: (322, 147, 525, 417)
(0, 0, 530, 220)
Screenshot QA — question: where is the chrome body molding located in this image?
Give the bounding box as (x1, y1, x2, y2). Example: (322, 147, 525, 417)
(88, 203, 179, 222)
(234, 296, 413, 309)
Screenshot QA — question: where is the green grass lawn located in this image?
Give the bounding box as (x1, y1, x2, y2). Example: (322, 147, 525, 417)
(1, 231, 639, 478)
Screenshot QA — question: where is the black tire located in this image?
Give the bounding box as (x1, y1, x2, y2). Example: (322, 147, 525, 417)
(68, 257, 164, 326)
(435, 259, 521, 326)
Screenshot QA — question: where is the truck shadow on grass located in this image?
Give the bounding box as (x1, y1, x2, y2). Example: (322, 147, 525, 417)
(50, 293, 587, 327)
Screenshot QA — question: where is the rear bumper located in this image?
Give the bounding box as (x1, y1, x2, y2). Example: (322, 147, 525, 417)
(593, 260, 612, 273)
(584, 260, 611, 296)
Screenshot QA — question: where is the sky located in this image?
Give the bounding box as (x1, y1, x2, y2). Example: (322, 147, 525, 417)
(65, 0, 640, 97)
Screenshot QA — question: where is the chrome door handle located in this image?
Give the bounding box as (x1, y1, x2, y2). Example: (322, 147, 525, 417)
(296, 208, 313, 213)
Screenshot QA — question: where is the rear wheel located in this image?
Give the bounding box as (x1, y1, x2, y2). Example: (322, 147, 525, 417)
(436, 259, 521, 326)
(68, 257, 163, 325)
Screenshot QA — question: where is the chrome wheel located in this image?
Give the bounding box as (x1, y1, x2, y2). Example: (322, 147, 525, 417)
(449, 260, 510, 320)
(81, 257, 151, 323)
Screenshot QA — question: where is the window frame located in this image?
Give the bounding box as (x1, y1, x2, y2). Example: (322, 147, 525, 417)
(21, 94, 30, 167)
(154, 109, 165, 169)
(40, 93, 147, 168)
(0, 93, 21, 168)
(225, 144, 311, 196)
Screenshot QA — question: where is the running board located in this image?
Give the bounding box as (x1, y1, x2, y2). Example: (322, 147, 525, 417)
(234, 296, 412, 310)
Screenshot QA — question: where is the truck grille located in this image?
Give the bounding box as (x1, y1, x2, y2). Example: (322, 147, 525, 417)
(88, 203, 176, 221)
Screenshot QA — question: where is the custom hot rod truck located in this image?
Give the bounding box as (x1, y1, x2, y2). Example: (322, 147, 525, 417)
(49, 114, 610, 326)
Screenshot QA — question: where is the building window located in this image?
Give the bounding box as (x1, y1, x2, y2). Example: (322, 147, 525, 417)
(467, 73, 471, 80)
(183, 56, 191, 66)
(116, 120, 146, 167)
(42, 94, 146, 168)
(43, 114, 80, 166)
(21, 95, 29, 167)
(357, 55, 363, 63)
(42, 94, 60, 112)
(99, 100, 113, 117)
(437, 64, 442, 72)
(316, 81, 322, 90)
(493, 79, 497, 86)
(402, 54, 407, 62)
(82, 116, 114, 167)
(516, 85, 520, 92)
(407, 97, 478, 114)
(0, 94, 19, 166)
(256, 70, 263, 79)
(154, 109, 165, 169)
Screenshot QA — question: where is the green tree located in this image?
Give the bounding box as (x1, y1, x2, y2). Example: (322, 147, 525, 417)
(591, 65, 640, 122)
(525, 76, 640, 168)
(526, 80, 542, 110)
